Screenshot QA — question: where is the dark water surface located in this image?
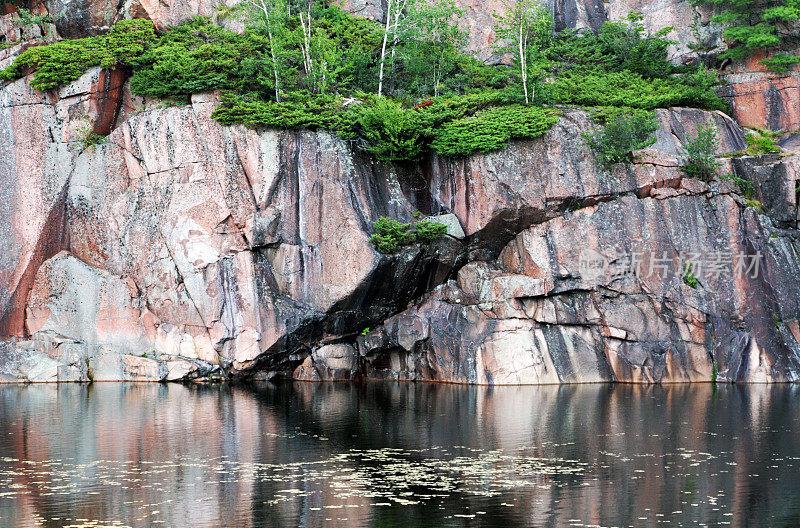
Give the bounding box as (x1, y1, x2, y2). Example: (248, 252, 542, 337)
(0, 382, 799, 528)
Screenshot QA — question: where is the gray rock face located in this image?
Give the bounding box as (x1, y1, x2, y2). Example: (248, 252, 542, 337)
(356, 191, 800, 384)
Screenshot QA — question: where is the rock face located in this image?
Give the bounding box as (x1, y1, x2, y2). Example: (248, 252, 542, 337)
(0, 72, 461, 382)
(5, 61, 798, 384)
(1, 3, 800, 384)
(719, 51, 800, 133)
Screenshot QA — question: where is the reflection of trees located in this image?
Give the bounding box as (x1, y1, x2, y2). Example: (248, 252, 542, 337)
(1, 383, 799, 527)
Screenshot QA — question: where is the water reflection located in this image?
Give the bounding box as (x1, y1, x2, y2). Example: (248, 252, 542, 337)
(0, 382, 799, 527)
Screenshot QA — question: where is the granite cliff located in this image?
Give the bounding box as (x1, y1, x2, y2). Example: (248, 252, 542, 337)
(1, 0, 800, 384)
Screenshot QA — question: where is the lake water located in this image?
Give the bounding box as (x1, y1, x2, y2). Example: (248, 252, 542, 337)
(0, 382, 799, 528)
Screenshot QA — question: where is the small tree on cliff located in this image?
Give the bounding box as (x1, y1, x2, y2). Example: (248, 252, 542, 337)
(493, 0, 553, 104)
(378, 0, 412, 96)
(691, 0, 800, 72)
(403, 0, 467, 97)
(235, 0, 289, 101)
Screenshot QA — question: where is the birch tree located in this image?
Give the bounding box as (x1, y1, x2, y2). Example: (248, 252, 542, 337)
(404, 0, 466, 97)
(493, 0, 552, 104)
(298, 2, 314, 79)
(236, 0, 289, 102)
(378, 0, 411, 96)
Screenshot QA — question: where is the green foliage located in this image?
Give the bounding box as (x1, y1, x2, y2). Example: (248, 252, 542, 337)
(682, 121, 719, 181)
(583, 111, 658, 167)
(77, 119, 106, 151)
(746, 129, 780, 155)
(402, 0, 468, 98)
(430, 105, 560, 156)
(81, 132, 106, 150)
(16, 8, 53, 29)
(416, 90, 525, 127)
(369, 216, 447, 253)
(348, 98, 426, 161)
(2, 4, 725, 162)
(415, 219, 448, 242)
(544, 67, 726, 111)
(692, 0, 800, 71)
(745, 197, 765, 211)
(214, 89, 549, 160)
(493, 0, 553, 104)
(212, 92, 346, 129)
(1, 19, 156, 90)
(682, 263, 699, 288)
(549, 12, 675, 79)
(761, 52, 800, 73)
(541, 13, 725, 110)
(721, 169, 764, 212)
(130, 18, 259, 99)
(721, 172, 756, 199)
(370, 217, 416, 253)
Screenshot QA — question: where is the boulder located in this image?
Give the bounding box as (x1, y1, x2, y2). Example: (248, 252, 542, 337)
(293, 343, 360, 381)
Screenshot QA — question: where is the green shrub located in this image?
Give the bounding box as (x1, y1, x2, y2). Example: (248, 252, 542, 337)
(682, 121, 719, 181)
(15, 8, 53, 30)
(348, 98, 426, 161)
(583, 111, 658, 167)
(745, 198, 765, 211)
(430, 105, 560, 157)
(81, 132, 106, 150)
(682, 262, 699, 288)
(548, 12, 675, 79)
(415, 219, 448, 242)
(370, 217, 416, 253)
(721, 172, 756, 199)
(416, 90, 523, 128)
(1, 19, 156, 91)
(692, 0, 800, 72)
(130, 18, 258, 99)
(369, 216, 447, 253)
(76, 119, 107, 151)
(745, 130, 780, 155)
(545, 68, 726, 111)
(761, 53, 800, 73)
(212, 92, 346, 130)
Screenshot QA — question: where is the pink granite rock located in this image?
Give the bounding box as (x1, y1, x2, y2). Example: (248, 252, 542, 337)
(2, 53, 800, 384)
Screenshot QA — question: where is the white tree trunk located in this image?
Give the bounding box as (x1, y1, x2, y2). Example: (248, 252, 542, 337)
(378, 0, 394, 97)
(299, 7, 314, 86)
(519, 25, 528, 104)
(253, 0, 281, 102)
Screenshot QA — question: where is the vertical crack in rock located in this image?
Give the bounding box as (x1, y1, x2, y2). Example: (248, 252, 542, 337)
(0, 180, 70, 337)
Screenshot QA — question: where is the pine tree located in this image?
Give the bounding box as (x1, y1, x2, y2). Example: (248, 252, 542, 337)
(695, 0, 800, 71)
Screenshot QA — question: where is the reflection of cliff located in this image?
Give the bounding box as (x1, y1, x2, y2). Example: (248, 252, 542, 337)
(2, 383, 800, 527)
